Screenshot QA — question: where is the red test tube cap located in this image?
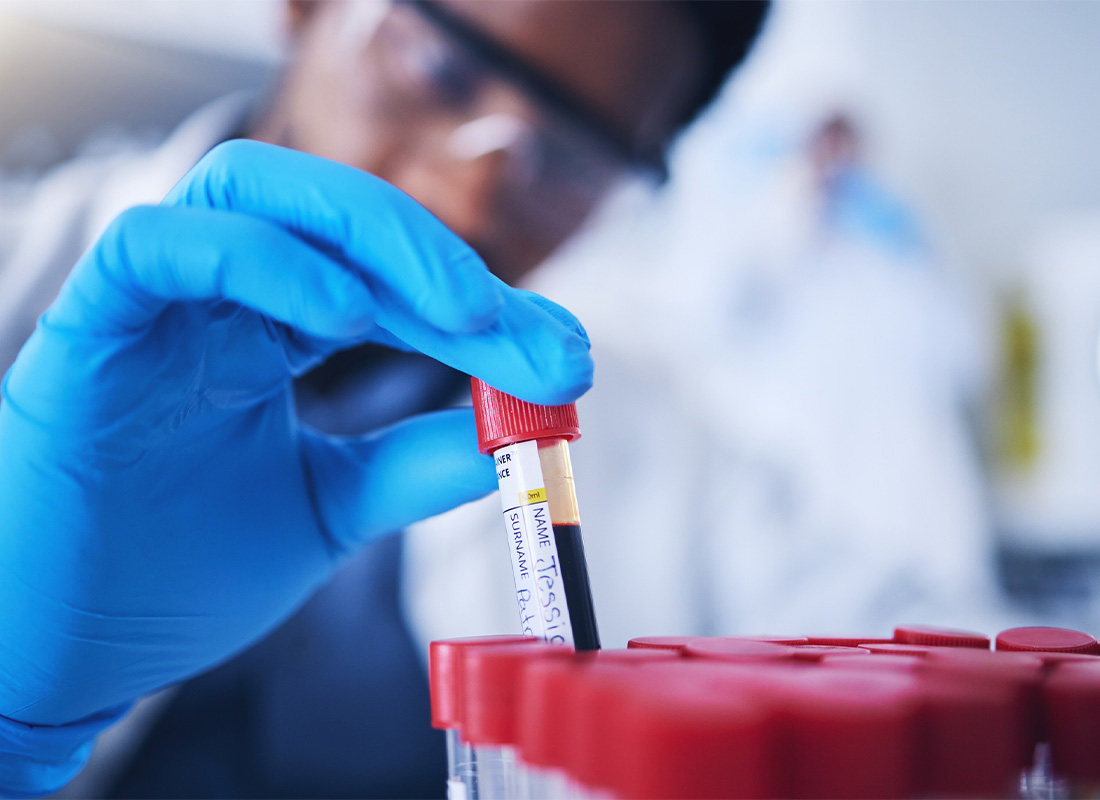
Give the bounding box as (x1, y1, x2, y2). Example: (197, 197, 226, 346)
(895, 624, 991, 649)
(683, 638, 794, 662)
(777, 669, 918, 799)
(471, 377, 580, 454)
(921, 648, 1044, 765)
(789, 645, 871, 663)
(806, 635, 895, 647)
(913, 674, 1022, 797)
(726, 635, 810, 646)
(561, 652, 684, 792)
(429, 635, 536, 730)
(594, 648, 679, 665)
(1044, 660, 1100, 781)
(996, 626, 1100, 655)
(613, 681, 773, 800)
(518, 658, 580, 770)
(628, 635, 697, 653)
(860, 643, 938, 658)
(463, 642, 568, 746)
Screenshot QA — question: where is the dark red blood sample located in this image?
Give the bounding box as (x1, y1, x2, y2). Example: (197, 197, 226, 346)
(551, 523, 600, 651)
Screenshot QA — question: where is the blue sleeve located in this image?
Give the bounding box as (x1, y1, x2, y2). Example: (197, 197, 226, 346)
(0, 705, 129, 798)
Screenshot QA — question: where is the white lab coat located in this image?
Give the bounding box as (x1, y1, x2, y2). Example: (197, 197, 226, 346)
(0, 93, 253, 372)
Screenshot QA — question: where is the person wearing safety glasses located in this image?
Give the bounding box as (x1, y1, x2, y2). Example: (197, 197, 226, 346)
(0, 2, 768, 797)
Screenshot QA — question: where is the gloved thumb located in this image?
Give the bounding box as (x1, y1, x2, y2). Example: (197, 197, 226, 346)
(299, 407, 497, 554)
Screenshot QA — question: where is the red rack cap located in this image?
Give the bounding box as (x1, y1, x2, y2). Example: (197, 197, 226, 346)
(996, 626, 1100, 655)
(518, 658, 581, 769)
(823, 654, 925, 673)
(612, 679, 774, 800)
(683, 638, 794, 662)
(895, 624, 991, 649)
(789, 645, 871, 663)
(594, 648, 679, 664)
(726, 635, 810, 646)
(471, 377, 581, 454)
(568, 662, 656, 791)
(1044, 661, 1100, 781)
(463, 642, 569, 746)
(776, 670, 918, 799)
(627, 635, 698, 653)
(806, 635, 895, 647)
(922, 648, 1044, 765)
(861, 643, 938, 658)
(429, 635, 537, 730)
(913, 674, 1022, 796)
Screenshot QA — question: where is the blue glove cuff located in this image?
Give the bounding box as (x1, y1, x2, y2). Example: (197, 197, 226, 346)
(0, 704, 130, 798)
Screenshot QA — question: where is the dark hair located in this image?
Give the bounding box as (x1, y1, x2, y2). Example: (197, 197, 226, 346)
(667, 1, 771, 132)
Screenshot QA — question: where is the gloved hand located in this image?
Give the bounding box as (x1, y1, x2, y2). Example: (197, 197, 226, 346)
(0, 141, 592, 793)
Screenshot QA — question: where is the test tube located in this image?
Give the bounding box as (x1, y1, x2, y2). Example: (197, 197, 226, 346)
(471, 378, 601, 652)
(995, 627, 1100, 798)
(463, 642, 569, 800)
(430, 635, 538, 800)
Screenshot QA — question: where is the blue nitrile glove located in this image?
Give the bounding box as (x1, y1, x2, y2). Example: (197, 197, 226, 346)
(0, 140, 592, 796)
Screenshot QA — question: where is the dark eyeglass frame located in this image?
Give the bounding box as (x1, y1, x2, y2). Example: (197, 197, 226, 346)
(403, 0, 669, 182)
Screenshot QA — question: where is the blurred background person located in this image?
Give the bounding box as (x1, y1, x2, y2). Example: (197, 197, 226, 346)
(0, 1, 766, 797)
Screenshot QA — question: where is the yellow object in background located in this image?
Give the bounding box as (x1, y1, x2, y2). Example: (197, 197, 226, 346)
(998, 292, 1040, 471)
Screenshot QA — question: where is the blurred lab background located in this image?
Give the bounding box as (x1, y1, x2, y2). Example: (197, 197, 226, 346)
(4, 0, 1100, 632)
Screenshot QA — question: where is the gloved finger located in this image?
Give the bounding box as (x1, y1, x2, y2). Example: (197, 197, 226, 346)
(44, 205, 384, 342)
(515, 288, 591, 346)
(161, 141, 593, 404)
(163, 140, 503, 335)
(280, 289, 594, 403)
(160, 140, 594, 402)
(372, 283, 594, 406)
(273, 324, 409, 379)
(298, 408, 497, 553)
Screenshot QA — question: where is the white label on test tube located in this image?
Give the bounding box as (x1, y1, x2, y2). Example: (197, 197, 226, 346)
(494, 440, 574, 646)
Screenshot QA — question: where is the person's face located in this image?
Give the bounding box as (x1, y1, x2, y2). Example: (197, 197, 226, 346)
(257, 0, 702, 285)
